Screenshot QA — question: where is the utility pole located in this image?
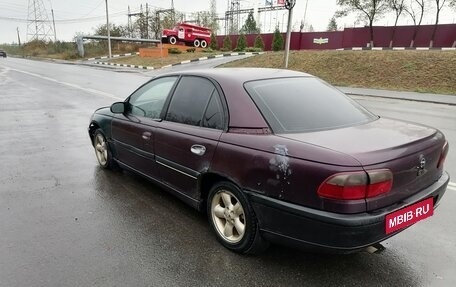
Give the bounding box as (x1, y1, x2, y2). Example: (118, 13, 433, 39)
(283, 0, 295, 69)
(51, 8, 57, 42)
(302, 0, 308, 32)
(105, 0, 112, 58)
(146, 3, 149, 39)
(17, 27, 21, 45)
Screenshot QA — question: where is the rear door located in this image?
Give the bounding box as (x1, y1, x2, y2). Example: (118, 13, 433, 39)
(154, 76, 225, 199)
(111, 76, 178, 178)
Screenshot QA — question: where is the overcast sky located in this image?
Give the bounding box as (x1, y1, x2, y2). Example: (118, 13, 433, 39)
(0, 0, 455, 44)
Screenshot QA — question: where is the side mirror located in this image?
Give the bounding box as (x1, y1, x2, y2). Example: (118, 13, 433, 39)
(110, 102, 125, 114)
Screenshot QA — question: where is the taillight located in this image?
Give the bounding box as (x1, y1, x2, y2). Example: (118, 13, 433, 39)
(437, 140, 449, 169)
(317, 169, 393, 200)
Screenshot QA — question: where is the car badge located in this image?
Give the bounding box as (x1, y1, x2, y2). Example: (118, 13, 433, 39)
(417, 155, 426, 176)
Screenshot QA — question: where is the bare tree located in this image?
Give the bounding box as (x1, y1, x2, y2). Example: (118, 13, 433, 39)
(451, 0, 456, 47)
(404, 0, 425, 47)
(337, 0, 389, 47)
(430, 0, 447, 48)
(388, 0, 406, 48)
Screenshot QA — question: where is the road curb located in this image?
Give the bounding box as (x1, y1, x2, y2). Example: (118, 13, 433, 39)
(94, 51, 264, 70)
(95, 61, 154, 70)
(346, 92, 456, 106)
(338, 47, 456, 51)
(87, 52, 139, 61)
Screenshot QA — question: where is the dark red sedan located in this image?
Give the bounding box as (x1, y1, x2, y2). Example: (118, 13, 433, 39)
(88, 68, 450, 254)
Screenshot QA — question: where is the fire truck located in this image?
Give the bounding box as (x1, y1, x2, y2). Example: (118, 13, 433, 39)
(162, 23, 212, 48)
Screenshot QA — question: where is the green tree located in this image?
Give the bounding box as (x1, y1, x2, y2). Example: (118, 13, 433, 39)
(254, 34, 265, 50)
(210, 33, 218, 50)
(327, 17, 338, 31)
(271, 27, 284, 51)
(336, 0, 389, 47)
(235, 33, 247, 51)
(223, 35, 232, 51)
(94, 24, 127, 37)
(241, 11, 260, 34)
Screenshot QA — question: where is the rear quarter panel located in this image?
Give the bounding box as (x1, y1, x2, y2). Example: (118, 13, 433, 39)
(210, 133, 368, 213)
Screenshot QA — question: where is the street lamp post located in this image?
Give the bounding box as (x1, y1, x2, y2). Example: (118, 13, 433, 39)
(283, 0, 295, 68)
(105, 0, 112, 58)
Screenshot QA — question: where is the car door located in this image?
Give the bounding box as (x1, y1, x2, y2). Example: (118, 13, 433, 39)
(111, 76, 178, 179)
(154, 76, 226, 199)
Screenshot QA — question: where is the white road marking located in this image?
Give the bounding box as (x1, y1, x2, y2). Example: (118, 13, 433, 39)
(7, 67, 123, 100)
(448, 182, 456, 191)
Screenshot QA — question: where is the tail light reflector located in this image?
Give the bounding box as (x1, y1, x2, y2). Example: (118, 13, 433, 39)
(437, 140, 449, 169)
(318, 169, 393, 200)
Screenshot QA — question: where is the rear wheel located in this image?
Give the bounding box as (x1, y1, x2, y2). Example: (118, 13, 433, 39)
(169, 36, 177, 45)
(200, 40, 207, 48)
(207, 181, 268, 254)
(93, 129, 114, 169)
(193, 39, 200, 47)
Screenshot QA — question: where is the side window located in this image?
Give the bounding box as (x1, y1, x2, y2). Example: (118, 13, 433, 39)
(166, 76, 216, 126)
(203, 90, 224, 130)
(127, 76, 178, 119)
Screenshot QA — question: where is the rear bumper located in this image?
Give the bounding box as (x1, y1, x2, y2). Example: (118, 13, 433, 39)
(246, 171, 449, 251)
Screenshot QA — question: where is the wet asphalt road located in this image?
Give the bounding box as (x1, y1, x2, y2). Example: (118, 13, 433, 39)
(1, 57, 455, 287)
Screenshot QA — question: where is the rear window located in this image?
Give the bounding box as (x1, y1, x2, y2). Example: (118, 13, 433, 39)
(244, 77, 377, 133)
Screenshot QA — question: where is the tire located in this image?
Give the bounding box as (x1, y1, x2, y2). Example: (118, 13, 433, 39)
(207, 181, 269, 254)
(193, 39, 200, 48)
(200, 40, 207, 48)
(169, 36, 177, 45)
(93, 129, 114, 169)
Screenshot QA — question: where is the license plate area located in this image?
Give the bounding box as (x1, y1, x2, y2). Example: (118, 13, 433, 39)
(385, 197, 434, 234)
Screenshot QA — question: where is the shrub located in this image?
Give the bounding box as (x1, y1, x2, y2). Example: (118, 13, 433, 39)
(209, 33, 218, 50)
(245, 47, 263, 52)
(223, 35, 232, 51)
(202, 48, 214, 53)
(271, 27, 284, 51)
(236, 33, 247, 51)
(186, 47, 196, 53)
(168, 48, 182, 54)
(254, 34, 265, 50)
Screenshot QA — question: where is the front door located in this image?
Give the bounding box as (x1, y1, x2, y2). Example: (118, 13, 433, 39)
(111, 76, 179, 179)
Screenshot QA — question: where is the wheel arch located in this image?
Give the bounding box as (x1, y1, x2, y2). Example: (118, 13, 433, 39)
(198, 172, 242, 212)
(88, 121, 100, 145)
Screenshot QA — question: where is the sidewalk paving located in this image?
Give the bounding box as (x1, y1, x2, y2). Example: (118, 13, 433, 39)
(338, 86, 456, 106)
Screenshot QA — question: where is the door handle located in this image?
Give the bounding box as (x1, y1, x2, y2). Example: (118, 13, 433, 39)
(142, 131, 152, 140)
(191, 144, 206, 156)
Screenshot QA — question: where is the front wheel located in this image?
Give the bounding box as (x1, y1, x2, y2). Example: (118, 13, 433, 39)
(169, 36, 177, 45)
(93, 129, 114, 169)
(207, 181, 268, 254)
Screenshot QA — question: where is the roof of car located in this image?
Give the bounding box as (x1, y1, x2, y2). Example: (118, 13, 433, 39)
(159, 68, 313, 129)
(163, 68, 312, 82)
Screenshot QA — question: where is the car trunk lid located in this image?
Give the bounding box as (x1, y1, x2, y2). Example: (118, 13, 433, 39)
(279, 118, 446, 211)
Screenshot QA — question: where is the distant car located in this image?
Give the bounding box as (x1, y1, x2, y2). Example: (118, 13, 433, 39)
(88, 68, 449, 254)
(0, 50, 6, 58)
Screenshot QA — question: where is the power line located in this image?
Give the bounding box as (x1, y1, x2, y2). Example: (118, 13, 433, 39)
(0, 10, 128, 24)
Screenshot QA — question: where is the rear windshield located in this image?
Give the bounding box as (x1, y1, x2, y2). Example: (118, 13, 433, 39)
(244, 77, 377, 133)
